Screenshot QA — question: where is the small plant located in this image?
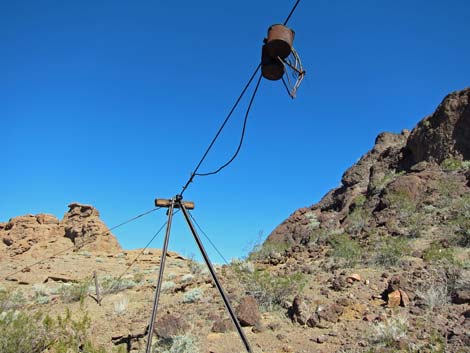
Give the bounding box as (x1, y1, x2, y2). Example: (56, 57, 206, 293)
(415, 283, 449, 311)
(58, 281, 90, 303)
(161, 281, 176, 293)
(181, 274, 195, 283)
(182, 288, 204, 303)
(101, 276, 137, 294)
(328, 233, 362, 267)
(113, 296, 129, 316)
(305, 211, 320, 231)
(153, 334, 200, 353)
(370, 315, 408, 348)
(0, 288, 26, 311)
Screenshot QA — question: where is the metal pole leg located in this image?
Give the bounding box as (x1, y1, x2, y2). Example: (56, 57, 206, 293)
(179, 201, 253, 353)
(145, 199, 175, 353)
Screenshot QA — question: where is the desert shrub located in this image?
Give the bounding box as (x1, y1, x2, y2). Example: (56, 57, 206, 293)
(0, 307, 108, 353)
(162, 281, 176, 293)
(370, 315, 408, 348)
(305, 211, 320, 231)
(58, 281, 90, 303)
(154, 335, 200, 353)
(373, 237, 409, 267)
(345, 207, 369, 234)
(328, 233, 362, 267)
(32, 284, 50, 305)
(181, 274, 195, 283)
(182, 288, 203, 303)
(423, 242, 459, 266)
(248, 240, 290, 262)
(0, 288, 26, 311)
(0, 310, 50, 353)
(415, 283, 449, 311)
(384, 190, 417, 220)
(449, 194, 470, 247)
(440, 158, 469, 171)
(370, 171, 405, 193)
(232, 263, 305, 311)
(101, 276, 137, 294)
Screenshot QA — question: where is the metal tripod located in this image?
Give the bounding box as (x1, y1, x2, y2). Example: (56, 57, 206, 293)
(145, 195, 253, 353)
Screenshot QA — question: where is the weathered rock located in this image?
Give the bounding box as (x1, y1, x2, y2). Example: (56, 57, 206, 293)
(211, 318, 234, 333)
(452, 289, 470, 305)
(289, 295, 309, 325)
(62, 203, 121, 253)
(0, 214, 62, 255)
(387, 290, 402, 308)
(154, 313, 190, 339)
(235, 296, 261, 327)
(399, 289, 411, 307)
(404, 88, 470, 166)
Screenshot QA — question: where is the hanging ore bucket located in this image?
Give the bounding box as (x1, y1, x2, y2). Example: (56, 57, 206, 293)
(261, 44, 285, 81)
(264, 24, 295, 60)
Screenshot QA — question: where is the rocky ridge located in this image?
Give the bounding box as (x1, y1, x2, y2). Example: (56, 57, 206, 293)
(0, 202, 121, 257)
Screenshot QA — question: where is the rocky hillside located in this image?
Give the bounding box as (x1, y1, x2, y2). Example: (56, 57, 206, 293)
(268, 88, 470, 248)
(1, 89, 469, 353)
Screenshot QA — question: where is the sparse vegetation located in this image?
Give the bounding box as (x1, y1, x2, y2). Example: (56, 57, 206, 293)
(423, 242, 460, 266)
(328, 233, 362, 267)
(248, 239, 290, 262)
(372, 236, 409, 267)
(232, 261, 305, 311)
(369, 315, 408, 349)
(58, 281, 90, 303)
(153, 335, 200, 353)
(0, 303, 110, 353)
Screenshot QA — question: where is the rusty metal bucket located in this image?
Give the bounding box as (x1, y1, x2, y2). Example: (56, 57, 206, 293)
(265, 24, 295, 60)
(261, 45, 285, 80)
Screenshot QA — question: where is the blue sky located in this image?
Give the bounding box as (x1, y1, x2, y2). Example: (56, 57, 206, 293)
(2, 0, 470, 261)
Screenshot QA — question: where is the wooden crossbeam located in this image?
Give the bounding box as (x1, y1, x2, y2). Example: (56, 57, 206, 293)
(154, 198, 195, 210)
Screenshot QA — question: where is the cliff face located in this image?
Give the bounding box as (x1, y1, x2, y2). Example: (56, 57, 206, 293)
(0, 203, 121, 257)
(267, 88, 470, 247)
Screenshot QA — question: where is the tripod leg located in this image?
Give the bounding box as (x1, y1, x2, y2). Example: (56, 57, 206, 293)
(179, 202, 253, 353)
(145, 200, 175, 353)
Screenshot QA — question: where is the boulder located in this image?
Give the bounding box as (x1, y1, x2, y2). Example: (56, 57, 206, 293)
(235, 296, 261, 327)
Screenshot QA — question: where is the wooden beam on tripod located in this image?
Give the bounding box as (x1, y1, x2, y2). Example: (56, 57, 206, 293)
(155, 198, 195, 210)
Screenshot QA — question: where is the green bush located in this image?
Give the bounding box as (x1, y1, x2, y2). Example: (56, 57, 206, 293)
(0, 306, 110, 353)
(232, 262, 305, 311)
(373, 237, 409, 267)
(248, 240, 290, 262)
(423, 243, 460, 266)
(440, 158, 467, 171)
(328, 233, 362, 267)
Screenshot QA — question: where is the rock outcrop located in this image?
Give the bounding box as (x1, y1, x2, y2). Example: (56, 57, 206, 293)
(0, 203, 121, 257)
(62, 203, 121, 253)
(267, 88, 470, 247)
